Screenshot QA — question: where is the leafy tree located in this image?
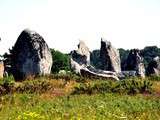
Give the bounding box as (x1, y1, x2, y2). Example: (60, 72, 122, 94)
(50, 49, 71, 73)
(141, 46, 160, 67)
(118, 48, 130, 70)
(90, 50, 102, 69)
(3, 47, 14, 75)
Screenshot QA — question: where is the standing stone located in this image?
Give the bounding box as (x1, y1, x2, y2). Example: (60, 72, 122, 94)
(0, 61, 4, 78)
(146, 56, 160, 76)
(11, 29, 53, 80)
(70, 40, 119, 80)
(100, 38, 121, 73)
(124, 49, 145, 78)
(70, 40, 90, 65)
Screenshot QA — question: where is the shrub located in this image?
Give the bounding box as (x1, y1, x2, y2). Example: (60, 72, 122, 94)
(72, 79, 153, 95)
(0, 76, 15, 95)
(15, 79, 53, 94)
(147, 75, 160, 81)
(120, 79, 153, 94)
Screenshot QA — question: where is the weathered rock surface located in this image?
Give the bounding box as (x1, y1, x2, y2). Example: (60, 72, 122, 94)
(0, 61, 4, 78)
(70, 40, 119, 80)
(11, 29, 53, 80)
(80, 66, 119, 80)
(70, 40, 90, 65)
(70, 58, 84, 74)
(100, 38, 121, 73)
(120, 71, 137, 78)
(70, 41, 90, 74)
(146, 56, 160, 76)
(124, 49, 145, 78)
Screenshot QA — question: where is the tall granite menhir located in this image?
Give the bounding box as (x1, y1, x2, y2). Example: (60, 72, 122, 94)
(11, 29, 53, 80)
(100, 38, 121, 73)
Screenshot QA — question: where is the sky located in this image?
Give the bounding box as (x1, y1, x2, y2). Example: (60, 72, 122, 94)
(0, 0, 160, 54)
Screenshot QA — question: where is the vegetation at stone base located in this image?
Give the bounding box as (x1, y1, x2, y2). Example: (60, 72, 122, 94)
(0, 75, 160, 119)
(0, 75, 155, 96)
(72, 79, 153, 95)
(50, 49, 71, 73)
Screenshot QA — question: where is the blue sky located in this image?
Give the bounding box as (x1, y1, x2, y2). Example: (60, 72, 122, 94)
(0, 0, 160, 54)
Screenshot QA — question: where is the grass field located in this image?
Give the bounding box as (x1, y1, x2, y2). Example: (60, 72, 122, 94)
(0, 75, 160, 120)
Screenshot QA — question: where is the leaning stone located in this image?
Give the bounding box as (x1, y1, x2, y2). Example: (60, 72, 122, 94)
(70, 40, 90, 65)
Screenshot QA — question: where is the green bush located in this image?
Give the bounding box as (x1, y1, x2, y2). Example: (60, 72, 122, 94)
(15, 79, 53, 94)
(147, 75, 160, 81)
(120, 79, 153, 94)
(0, 76, 15, 95)
(72, 79, 153, 95)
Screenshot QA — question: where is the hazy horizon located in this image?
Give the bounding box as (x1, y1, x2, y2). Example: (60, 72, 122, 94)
(0, 0, 160, 54)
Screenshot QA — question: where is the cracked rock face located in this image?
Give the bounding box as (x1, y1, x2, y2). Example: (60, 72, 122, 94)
(146, 56, 160, 76)
(124, 49, 145, 78)
(99, 38, 121, 73)
(11, 29, 53, 80)
(70, 40, 90, 65)
(70, 40, 119, 81)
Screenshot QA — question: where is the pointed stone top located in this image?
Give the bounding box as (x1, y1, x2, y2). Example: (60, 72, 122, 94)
(77, 40, 89, 52)
(101, 38, 113, 49)
(22, 28, 37, 35)
(101, 38, 112, 46)
(78, 40, 87, 48)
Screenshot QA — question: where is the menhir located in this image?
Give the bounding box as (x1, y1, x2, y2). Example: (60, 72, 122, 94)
(99, 38, 121, 73)
(70, 40, 90, 66)
(70, 40, 119, 80)
(124, 49, 145, 78)
(10, 29, 53, 80)
(146, 56, 160, 76)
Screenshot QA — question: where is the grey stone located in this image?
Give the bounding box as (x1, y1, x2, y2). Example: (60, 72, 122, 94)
(70, 40, 90, 65)
(80, 67, 119, 81)
(100, 38, 121, 73)
(120, 71, 137, 78)
(146, 56, 160, 76)
(11, 29, 53, 80)
(70, 40, 119, 80)
(124, 49, 145, 78)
